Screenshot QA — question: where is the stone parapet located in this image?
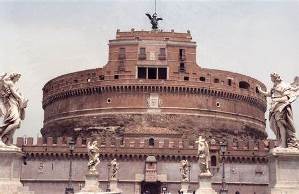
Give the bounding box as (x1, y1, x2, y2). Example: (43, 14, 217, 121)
(16, 137, 273, 162)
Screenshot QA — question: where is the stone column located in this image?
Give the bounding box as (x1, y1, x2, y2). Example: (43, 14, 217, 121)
(0, 146, 34, 194)
(269, 148, 299, 194)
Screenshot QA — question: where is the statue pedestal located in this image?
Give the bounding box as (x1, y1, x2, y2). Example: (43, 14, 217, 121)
(180, 181, 189, 193)
(109, 179, 121, 193)
(76, 173, 121, 194)
(195, 175, 217, 194)
(269, 148, 299, 194)
(0, 146, 34, 194)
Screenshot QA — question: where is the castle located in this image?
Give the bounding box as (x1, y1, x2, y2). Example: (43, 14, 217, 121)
(18, 29, 272, 194)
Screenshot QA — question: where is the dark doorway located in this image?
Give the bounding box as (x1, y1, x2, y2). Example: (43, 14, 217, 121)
(141, 181, 161, 194)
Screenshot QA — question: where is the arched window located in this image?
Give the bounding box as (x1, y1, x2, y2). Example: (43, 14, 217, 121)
(211, 155, 217, 166)
(149, 138, 155, 146)
(239, 81, 250, 89)
(235, 191, 240, 194)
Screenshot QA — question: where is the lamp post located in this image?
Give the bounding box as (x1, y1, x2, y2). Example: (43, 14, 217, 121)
(219, 142, 228, 194)
(65, 139, 75, 194)
(106, 162, 111, 192)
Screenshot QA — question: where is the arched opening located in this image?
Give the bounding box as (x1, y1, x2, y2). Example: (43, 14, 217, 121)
(236, 191, 240, 194)
(239, 81, 250, 89)
(149, 138, 155, 146)
(211, 155, 217, 167)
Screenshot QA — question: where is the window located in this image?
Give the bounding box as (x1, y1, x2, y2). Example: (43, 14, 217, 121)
(179, 49, 186, 60)
(114, 75, 119, 79)
(99, 75, 105, 80)
(211, 155, 217, 166)
(149, 138, 155, 146)
(235, 192, 240, 194)
(179, 62, 185, 72)
(239, 81, 250, 89)
(158, 68, 167, 79)
(148, 68, 157, 79)
(228, 79, 232, 86)
(184, 76, 189, 81)
(199, 77, 206, 82)
(138, 67, 146, 79)
(119, 48, 126, 59)
(139, 47, 146, 60)
(138, 67, 167, 80)
(214, 78, 219, 83)
(159, 48, 166, 60)
(160, 48, 166, 56)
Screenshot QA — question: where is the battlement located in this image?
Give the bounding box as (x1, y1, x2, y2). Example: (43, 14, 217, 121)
(16, 137, 275, 162)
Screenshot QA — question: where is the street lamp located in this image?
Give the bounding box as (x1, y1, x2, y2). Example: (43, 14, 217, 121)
(65, 139, 75, 194)
(106, 162, 111, 192)
(219, 142, 228, 194)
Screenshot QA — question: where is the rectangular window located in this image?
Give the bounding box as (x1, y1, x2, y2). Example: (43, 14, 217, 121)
(179, 62, 185, 72)
(139, 47, 146, 60)
(137, 67, 146, 79)
(119, 48, 126, 59)
(148, 68, 157, 79)
(159, 48, 166, 60)
(179, 48, 185, 60)
(140, 47, 146, 55)
(158, 68, 167, 79)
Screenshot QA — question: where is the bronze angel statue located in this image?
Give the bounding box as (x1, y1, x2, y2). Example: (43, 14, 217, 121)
(145, 12, 163, 30)
(258, 73, 299, 149)
(0, 73, 28, 147)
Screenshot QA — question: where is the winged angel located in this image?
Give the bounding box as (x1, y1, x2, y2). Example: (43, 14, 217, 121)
(258, 73, 299, 149)
(0, 73, 28, 146)
(145, 12, 163, 30)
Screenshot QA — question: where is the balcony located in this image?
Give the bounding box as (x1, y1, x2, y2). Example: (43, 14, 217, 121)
(118, 54, 126, 60)
(138, 53, 146, 60)
(158, 54, 166, 60)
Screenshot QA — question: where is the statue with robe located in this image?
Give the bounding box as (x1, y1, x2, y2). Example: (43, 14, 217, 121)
(87, 139, 100, 173)
(179, 159, 189, 182)
(258, 73, 299, 149)
(195, 136, 211, 176)
(0, 73, 28, 146)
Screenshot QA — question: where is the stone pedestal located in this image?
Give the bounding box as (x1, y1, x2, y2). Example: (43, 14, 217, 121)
(195, 175, 217, 194)
(0, 146, 34, 194)
(180, 181, 189, 193)
(109, 179, 121, 193)
(76, 173, 121, 194)
(269, 148, 299, 194)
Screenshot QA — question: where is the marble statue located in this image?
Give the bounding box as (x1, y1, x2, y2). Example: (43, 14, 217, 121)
(179, 159, 189, 182)
(110, 158, 119, 180)
(0, 73, 28, 146)
(195, 136, 211, 176)
(258, 73, 299, 149)
(87, 139, 100, 173)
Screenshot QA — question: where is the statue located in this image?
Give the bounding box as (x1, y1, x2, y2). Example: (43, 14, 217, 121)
(0, 73, 28, 146)
(258, 73, 299, 149)
(179, 159, 189, 182)
(110, 158, 119, 180)
(87, 139, 100, 173)
(145, 12, 163, 30)
(195, 136, 211, 176)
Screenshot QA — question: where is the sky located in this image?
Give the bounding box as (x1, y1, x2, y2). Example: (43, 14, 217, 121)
(0, 0, 298, 140)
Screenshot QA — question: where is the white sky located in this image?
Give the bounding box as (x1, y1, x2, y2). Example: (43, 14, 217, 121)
(0, 0, 298, 139)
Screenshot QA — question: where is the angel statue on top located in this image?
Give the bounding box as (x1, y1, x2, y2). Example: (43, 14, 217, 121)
(0, 73, 28, 147)
(258, 73, 299, 149)
(87, 139, 100, 174)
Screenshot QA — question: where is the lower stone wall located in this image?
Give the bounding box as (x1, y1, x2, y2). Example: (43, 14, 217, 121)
(21, 158, 270, 194)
